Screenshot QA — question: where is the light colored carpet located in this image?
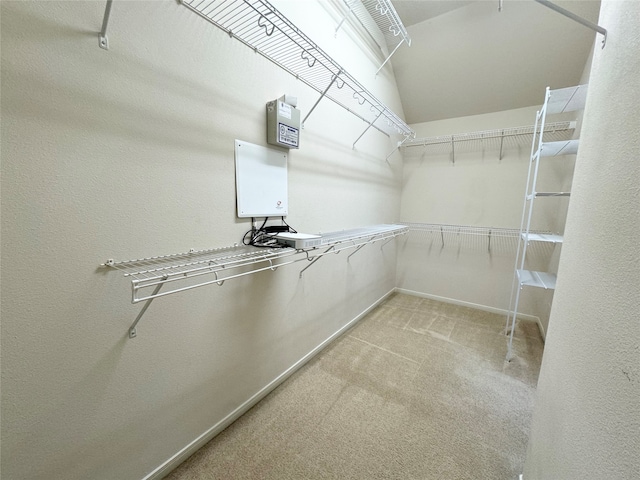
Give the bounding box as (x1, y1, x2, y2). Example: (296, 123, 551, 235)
(165, 293, 543, 480)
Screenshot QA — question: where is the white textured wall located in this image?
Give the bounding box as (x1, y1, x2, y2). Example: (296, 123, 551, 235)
(524, 1, 640, 478)
(397, 107, 574, 324)
(0, 2, 404, 478)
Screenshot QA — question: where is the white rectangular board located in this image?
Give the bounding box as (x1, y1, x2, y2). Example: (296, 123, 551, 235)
(235, 140, 288, 218)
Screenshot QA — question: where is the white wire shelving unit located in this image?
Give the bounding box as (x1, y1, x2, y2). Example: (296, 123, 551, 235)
(335, 0, 411, 76)
(505, 84, 587, 360)
(103, 224, 407, 337)
(180, 0, 414, 148)
(400, 121, 577, 163)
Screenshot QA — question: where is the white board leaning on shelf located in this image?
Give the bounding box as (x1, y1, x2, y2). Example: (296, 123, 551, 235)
(235, 140, 288, 218)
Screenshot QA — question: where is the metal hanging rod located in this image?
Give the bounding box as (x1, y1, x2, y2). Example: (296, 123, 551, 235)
(180, 0, 414, 143)
(534, 0, 607, 48)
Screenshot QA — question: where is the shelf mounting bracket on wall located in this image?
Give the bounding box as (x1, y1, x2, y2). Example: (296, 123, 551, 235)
(128, 284, 163, 338)
(534, 0, 607, 48)
(99, 0, 113, 50)
(299, 245, 335, 278)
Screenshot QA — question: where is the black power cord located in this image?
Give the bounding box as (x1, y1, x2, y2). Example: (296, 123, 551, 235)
(242, 217, 297, 248)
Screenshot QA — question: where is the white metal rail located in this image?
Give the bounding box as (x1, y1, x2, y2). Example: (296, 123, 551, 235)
(181, 0, 414, 146)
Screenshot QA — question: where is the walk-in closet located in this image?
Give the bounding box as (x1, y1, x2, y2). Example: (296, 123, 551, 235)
(1, 1, 638, 479)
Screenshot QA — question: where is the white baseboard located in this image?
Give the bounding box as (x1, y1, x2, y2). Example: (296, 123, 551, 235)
(142, 288, 395, 480)
(394, 287, 545, 341)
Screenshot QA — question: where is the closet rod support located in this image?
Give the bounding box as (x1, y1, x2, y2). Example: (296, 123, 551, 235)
(375, 39, 406, 77)
(534, 0, 607, 48)
(99, 0, 113, 50)
(353, 111, 383, 149)
(302, 72, 342, 127)
(347, 243, 367, 260)
(334, 4, 354, 37)
(129, 283, 163, 338)
(299, 245, 334, 278)
(451, 137, 455, 164)
(386, 134, 413, 162)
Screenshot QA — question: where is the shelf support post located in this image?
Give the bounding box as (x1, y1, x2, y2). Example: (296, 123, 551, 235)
(386, 134, 413, 162)
(451, 137, 456, 164)
(353, 111, 384, 149)
(534, 0, 607, 48)
(299, 246, 334, 278)
(302, 72, 342, 128)
(99, 0, 113, 50)
(334, 1, 354, 37)
(347, 243, 367, 261)
(375, 39, 406, 77)
(128, 283, 163, 338)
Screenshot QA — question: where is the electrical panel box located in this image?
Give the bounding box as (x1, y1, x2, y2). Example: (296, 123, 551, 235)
(267, 95, 300, 149)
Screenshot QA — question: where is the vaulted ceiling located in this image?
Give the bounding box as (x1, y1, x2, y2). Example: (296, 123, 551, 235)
(389, 0, 602, 124)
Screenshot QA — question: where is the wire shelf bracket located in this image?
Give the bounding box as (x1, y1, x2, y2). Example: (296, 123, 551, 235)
(99, 0, 113, 50)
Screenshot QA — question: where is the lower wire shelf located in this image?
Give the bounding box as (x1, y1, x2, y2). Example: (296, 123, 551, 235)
(104, 245, 300, 303)
(103, 224, 408, 304)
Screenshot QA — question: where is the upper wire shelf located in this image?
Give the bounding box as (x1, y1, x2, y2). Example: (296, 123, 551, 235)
(336, 0, 411, 75)
(401, 121, 576, 161)
(181, 0, 414, 144)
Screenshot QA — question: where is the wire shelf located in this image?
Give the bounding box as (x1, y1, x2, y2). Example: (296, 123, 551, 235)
(401, 223, 558, 256)
(402, 121, 576, 161)
(104, 224, 408, 304)
(319, 224, 407, 247)
(181, 0, 414, 141)
(105, 245, 299, 303)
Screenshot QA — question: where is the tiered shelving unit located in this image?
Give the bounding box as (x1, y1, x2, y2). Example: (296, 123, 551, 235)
(104, 224, 407, 336)
(180, 0, 414, 147)
(505, 84, 588, 360)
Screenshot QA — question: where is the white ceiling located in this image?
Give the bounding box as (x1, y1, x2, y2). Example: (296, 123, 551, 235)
(388, 0, 602, 124)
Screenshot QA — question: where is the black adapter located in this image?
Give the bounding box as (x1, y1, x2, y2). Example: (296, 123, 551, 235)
(264, 225, 290, 233)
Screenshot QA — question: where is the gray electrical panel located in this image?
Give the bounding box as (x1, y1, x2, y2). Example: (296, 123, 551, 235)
(267, 95, 300, 149)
